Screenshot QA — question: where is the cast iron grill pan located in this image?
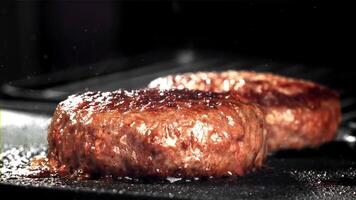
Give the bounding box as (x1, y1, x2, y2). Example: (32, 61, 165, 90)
(1, 51, 356, 199)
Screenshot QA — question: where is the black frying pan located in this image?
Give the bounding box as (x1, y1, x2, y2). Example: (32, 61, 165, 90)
(1, 52, 356, 199)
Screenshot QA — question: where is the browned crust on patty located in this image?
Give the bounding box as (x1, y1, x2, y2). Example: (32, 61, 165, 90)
(47, 89, 267, 177)
(148, 71, 341, 152)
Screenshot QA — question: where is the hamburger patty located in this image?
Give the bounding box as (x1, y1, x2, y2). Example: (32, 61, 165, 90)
(47, 89, 267, 177)
(149, 71, 341, 152)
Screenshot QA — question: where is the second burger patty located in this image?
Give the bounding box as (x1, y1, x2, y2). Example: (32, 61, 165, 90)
(149, 71, 341, 152)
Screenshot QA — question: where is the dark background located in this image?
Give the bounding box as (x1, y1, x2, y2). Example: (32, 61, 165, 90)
(0, 0, 354, 84)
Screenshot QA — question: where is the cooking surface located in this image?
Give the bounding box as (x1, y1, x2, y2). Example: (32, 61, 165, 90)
(1, 144, 356, 199)
(1, 52, 356, 199)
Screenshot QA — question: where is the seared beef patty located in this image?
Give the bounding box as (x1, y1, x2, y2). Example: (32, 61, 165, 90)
(149, 71, 341, 152)
(47, 89, 267, 177)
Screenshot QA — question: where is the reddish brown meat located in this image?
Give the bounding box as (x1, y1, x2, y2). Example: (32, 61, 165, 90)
(47, 89, 267, 177)
(149, 71, 341, 152)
